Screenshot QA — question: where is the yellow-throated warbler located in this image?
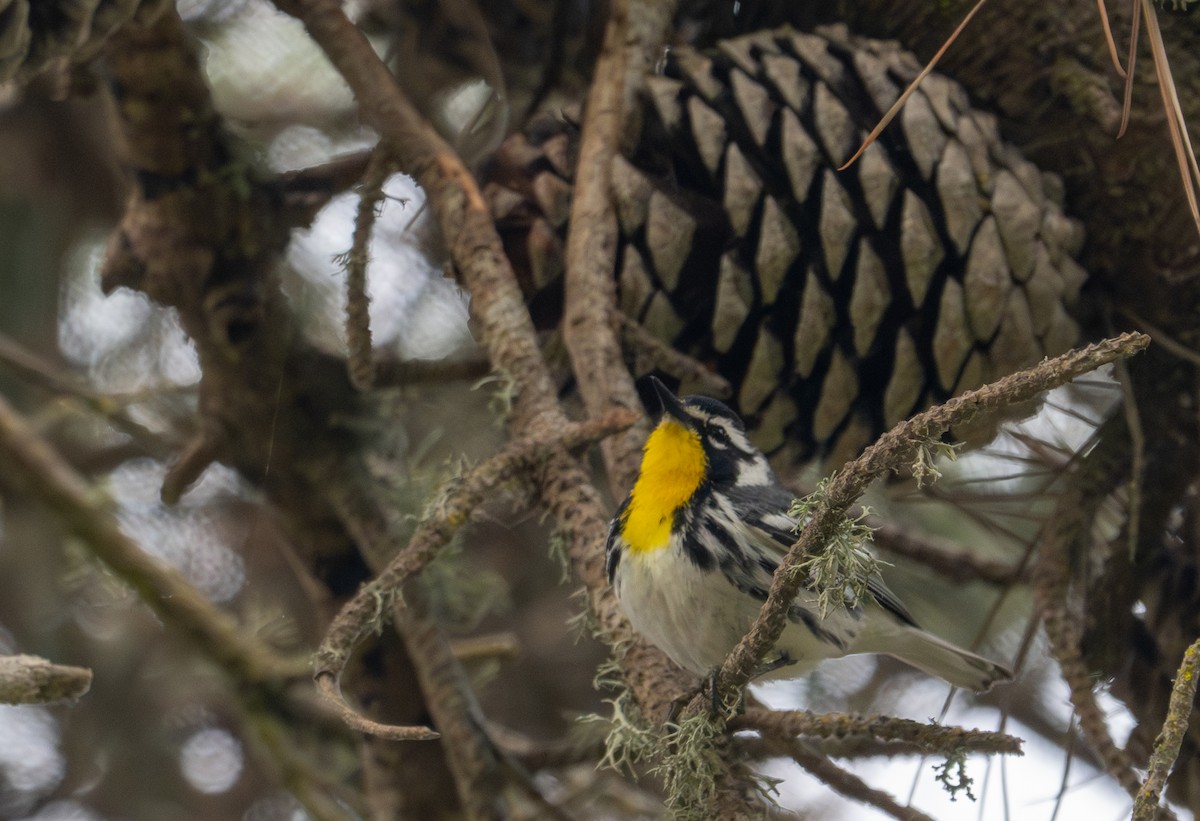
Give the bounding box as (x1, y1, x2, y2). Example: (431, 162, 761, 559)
(606, 377, 1012, 692)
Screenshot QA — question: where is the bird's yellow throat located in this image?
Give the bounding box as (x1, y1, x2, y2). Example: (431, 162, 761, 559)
(621, 420, 707, 554)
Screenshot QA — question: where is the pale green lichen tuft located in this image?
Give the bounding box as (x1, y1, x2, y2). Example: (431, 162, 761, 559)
(911, 438, 961, 488)
(587, 654, 781, 817)
(368, 586, 401, 634)
(582, 663, 657, 776)
(472, 369, 517, 424)
(547, 527, 571, 582)
(933, 748, 976, 802)
(654, 713, 731, 818)
(789, 482, 885, 618)
(566, 587, 599, 643)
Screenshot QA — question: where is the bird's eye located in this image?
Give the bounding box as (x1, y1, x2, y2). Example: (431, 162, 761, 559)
(708, 424, 730, 445)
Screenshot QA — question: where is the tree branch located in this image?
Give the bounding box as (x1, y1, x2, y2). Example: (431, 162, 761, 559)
(0, 654, 92, 704)
(870, 519, 1027, 585)
(1135, 637, 1200, 819)
(704, 333, 1151, 711)
(760, 736, 937, 821)
(341, 147, 393, 392)
(561, 0, 678, 495)
(0, 393, 305, 687)
(730, 707, 1023, 758)
(313, 410, 637, 739)
(272, 0, 695, 733)
(1032, 416, 1156, 808)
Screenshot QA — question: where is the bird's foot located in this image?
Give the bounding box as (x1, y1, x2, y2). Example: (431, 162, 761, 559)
(751, 651, 796, 680)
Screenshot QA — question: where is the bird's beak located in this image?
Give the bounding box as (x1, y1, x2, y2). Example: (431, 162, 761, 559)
(648, 376, 692, 427)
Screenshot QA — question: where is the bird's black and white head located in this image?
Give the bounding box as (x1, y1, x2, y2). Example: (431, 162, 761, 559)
(617, 377, 776, 555)
(641, 376, 775, 494)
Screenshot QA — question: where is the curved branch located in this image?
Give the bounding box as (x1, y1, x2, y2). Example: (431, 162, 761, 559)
(312, 410, 638, 738)
(704, 333, 1151, 710)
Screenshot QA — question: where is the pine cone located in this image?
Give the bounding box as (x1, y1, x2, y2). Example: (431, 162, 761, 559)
(485, 24, 1088, 466)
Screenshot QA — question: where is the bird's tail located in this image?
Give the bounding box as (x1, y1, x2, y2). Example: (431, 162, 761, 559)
(859, 626, 1012, 693)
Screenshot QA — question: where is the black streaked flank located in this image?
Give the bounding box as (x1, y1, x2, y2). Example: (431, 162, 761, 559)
(682, 534, 716, 570)
(790, 606, 851, 651)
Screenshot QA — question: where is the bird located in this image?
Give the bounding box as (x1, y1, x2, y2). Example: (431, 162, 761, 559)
(605, 376, 1013, 693)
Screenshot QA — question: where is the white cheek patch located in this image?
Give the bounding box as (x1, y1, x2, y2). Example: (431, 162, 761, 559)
(735, 457, 774, 486)
(761, 511, 799, 534)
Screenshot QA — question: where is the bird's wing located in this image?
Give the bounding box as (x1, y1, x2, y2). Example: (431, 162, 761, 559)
(739, 494, 920, 629)
(604, 497, 629, 583)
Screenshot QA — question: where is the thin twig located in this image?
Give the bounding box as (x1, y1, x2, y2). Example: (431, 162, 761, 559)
(312, 410, 638, 739)
(0, 393, 305, 687)
(730, 708, 1023, 758)
(1117, 307, 1200, 367)
(0, 655, 92, 704)
(0, 331, 185, 454)
(373, 354, 491, 386)
(839, 0, 990, 170)
(870, 520, 1026, 585)
(0, 332, 94, 397)
(161, 429, 220, 505)
(1133, 637, 1200, 820)
(488, 722, 609, 772)
(771, 737, 937, 821)
(449, 633, 522, 664)
(273, 150, 374, 229)
(1112, 349, 1145, 559)
(619, 315, 732, 399)
(342, 147, 393, 392)
(311, 674, 438, 741)
(1050, 713, 1079, 821)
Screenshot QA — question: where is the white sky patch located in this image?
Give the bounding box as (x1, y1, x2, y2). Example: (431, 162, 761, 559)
(58, 235, 201, 392)
(0, 706, 65, 813)
(107, 459, 246, 603)
(435, 80, 496, 138)
(265, 124, 377, 173)
(58, 242, 153, 367)
(179, 727, 244, 794)
(286, 174, 475, 362)
(200, 0, 356, 127)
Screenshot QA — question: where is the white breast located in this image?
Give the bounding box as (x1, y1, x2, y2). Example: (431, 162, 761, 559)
(615, 540, 757, 674)
(613, 533, 866, 678)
